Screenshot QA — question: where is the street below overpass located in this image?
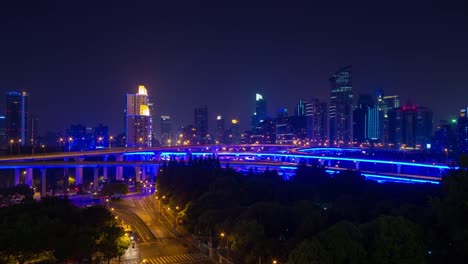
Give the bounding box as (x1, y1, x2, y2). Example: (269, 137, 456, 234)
(110, 194, 214, 264)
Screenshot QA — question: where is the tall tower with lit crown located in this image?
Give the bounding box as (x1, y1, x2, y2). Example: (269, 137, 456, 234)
(126, 85, 152, 147)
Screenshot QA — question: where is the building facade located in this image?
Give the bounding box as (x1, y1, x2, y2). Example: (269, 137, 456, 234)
(126, 85, 152, 147)
(6, 92, 28, 146)
(329, 66, 353, 146)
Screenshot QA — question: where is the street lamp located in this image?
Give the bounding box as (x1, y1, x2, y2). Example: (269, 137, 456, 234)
(9, 139, 14, 155)
(68, 137, 73, 151)
(18, 139, 22, 155)
(444, 148, 449, 162)
(109, 136, 113, 148)
(105, 198, 109, 209)
(59, 138, 63, 152)
(220, 232, 229, 258)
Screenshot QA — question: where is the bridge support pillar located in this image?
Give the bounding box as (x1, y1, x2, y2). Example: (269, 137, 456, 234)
(41, 168, 47, 198)
(327, 160, 331, 167)
(397, 164, 402, 174)
(25, 168, 33, 187)
(141, 167, 147, 181)
(75, 157, 84, 185)
(135, 166, 141, 182)
(64, 168, 69, 187)
(355, 161, 360, 170)
(14, 168, 20, 186)
(116, 155, 123, 181)
(93, 167, 99, 191)
(319, 160, 325, 166)
(75, 167, 83, 185)
(103, 156, 108, 180)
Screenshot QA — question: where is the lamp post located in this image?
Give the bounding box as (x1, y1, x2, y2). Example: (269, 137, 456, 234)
(59, 138, 63, 152)
(444, 148, 449, 162)
(9, 139, 13, 155)
(220, 232, 229, 258)
(68, 137, 73, 151)
(109, 136, 113, 148)
(18, 139, 22, 155)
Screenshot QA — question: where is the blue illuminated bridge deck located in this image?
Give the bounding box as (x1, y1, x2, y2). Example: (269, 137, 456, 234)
(0, 145, 457, 185)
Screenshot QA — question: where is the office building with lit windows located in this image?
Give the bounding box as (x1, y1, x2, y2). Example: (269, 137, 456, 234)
(458, 108, 468, 154)
(160, 115, 172, 146)
(329, 66, 353, 146)
(6, 91, 28, 146)
(388, 104, 433, 148)
(126, 85, 152, 147)
(194, 106, 209, 144)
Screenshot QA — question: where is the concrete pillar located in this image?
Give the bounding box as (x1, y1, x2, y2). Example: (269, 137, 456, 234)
(64, 168, 69, 187)
(25, 168, 33, 187)
(75, 157, 84, 185)
(75, 167, 83, 185)
(103, 156, 108, 180)
(141, 167, 147, 181)
(14, 168, 20, 185)
(116, 155, 123, 181)
(41, 168, 47, 198)
(93, 167, 99, 190)
(319, 159, 325, 166)
(397, 164, 402, 174)
(135, 166, 141, 182)
(355, 161, 360, 170)
(327, 160, 331, 167)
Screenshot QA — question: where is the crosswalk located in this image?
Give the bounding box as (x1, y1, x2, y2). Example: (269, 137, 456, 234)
(122, 252, 209, 264)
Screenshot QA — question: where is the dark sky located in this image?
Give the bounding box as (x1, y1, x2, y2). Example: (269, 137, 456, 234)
(1, 1, 467, 135)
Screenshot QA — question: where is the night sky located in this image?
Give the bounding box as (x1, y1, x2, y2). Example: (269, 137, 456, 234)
(1, 1, 467, 135)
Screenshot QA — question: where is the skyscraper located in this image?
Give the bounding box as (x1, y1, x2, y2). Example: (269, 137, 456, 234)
(353, 94, 374, 144)
(194, 106, 208, 144)
(126, 85, 152, 147)
(389, 104, 433, 148)
(329, 66, 353, 146)
(305, 99, 328, 145)
(6, 91, 28, 146)
(457, 108, 468, 154)
(160, 115, 172, 146)
(215, 115, 225, 144)
(251, 93, 267, 131)
(376, 91, 400, 145)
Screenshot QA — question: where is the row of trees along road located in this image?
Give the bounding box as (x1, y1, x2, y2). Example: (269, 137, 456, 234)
(0, 196, 130, 264)
(155, 155, 468, 264)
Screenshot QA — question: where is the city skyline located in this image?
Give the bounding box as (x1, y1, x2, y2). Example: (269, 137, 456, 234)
(1, 2, 467, 134)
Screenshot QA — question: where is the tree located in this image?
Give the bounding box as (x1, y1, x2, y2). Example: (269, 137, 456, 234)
(361, 216, 425, 264)
(97, 225, 130, 264)
(287, 238, 330, 264)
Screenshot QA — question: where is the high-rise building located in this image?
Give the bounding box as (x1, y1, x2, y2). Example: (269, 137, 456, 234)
(376, 90, 400, 144)
(215, 115, 225, 144)
(251, 93, 267, 131)
(226, 119, 241, 144)
(353, 94, 374, 144)
(276, 108, 294, 144)
(457, 108, 468, 154)
(126, 85, 152, 147)
(329, 66, 353, 146)
(160, 115, 172, 146)
(305, 99, 328, 145)
(432, 120, 457, 153)
(296, 99, 306, 116)
(6, 92, 28, 146)
(388, 104, 433, 148)
(194, 106, 208, 144)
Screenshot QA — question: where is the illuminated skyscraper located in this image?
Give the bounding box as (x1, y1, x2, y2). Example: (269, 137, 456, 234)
(160, 115, 172, 146)
(458, 108, 468, 154)
(126, 85, 151, 147)
(305, 99, 328, 145)
(215, 115, 225, 144)
(251, 93, 267, 131)
(194, 106, 208, 144)
(377, 90, 400, 144)
(6, 91, 28, 146)
(329, 66, 353, 146)
(388, 104, 433, 148)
